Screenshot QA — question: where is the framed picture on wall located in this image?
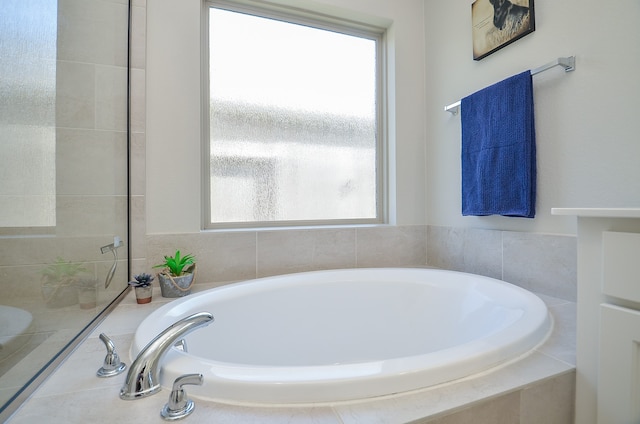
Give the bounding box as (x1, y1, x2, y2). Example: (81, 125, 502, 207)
(472, 0, 535, 60)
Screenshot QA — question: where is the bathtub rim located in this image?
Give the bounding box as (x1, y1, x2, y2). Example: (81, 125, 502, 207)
(132, 268, 552, 405)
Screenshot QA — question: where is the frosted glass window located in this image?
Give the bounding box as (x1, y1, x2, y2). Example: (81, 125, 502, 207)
(206, 5, 381, 227)
(0, 0, 57, 228)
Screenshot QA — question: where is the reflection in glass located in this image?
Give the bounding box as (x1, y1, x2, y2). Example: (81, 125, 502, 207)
(0, 0, 129, 416)
(0, 0, 57, 227)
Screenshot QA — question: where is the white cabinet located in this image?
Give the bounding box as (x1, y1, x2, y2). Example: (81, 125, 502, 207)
(598, 304, 640, 423)
(602, 231, 640, 302)
(551, 208, 640, 424)
(598, 231, 640, 423)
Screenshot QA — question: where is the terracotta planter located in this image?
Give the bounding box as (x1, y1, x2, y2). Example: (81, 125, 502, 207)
(134, 285, 153, 304)
(157, 265, 196, 298)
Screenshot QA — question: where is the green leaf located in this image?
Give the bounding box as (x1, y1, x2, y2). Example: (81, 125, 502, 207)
(153, 249, 195, 276)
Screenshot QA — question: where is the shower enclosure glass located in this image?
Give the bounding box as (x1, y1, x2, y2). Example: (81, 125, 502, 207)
(0, 0, 130, 416)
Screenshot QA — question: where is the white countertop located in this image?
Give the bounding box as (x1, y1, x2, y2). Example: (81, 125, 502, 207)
(551, 208, 640, 218)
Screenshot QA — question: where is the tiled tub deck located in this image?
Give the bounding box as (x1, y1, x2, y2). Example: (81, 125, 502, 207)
(8, 282, 575, 424)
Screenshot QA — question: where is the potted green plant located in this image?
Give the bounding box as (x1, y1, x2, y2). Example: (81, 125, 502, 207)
(153, 250, 196, 298)
(129, 273, 154, 304)
(40, 257, 86, 308)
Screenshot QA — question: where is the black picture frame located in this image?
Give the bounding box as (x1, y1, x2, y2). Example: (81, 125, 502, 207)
(472, 0, 535, 61)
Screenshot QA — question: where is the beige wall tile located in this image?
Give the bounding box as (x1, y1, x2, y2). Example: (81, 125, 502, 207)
(426, 392, 520, 424)
(356, 225, 426, 267)
(0, 235, 128, 267)
(0, 264, 43, 300)
(503, 232, 577, 301)
(55, 195, 127, 237)
(257, 228, 356, 277)
(57, 0, 128, 67)
(427, 226, 577, 302)
(427, 225, 464, 271)
(129, 69, 146, 133)
(147, 232, 257, 284)
(56, 128, 127, 195)
(462, 228, 502, 279)
(520, 372, 575, 424)
(129, 195, 147, 261)
(130, 257, 148, 280)
(130, 133, 146, 196)
(194, 231, 257, 283)
(130, 5, 147, 70)
(56, 61, 95, 129)
(95, 65, 128, 131)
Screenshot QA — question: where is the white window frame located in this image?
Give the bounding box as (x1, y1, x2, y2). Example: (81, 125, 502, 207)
(202, 0, 388, 229)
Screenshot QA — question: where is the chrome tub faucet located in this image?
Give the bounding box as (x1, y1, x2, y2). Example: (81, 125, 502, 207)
(119, 312, 214, 400)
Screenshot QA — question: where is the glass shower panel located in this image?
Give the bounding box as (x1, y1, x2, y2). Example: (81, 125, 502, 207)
(0, 0, 129, 415)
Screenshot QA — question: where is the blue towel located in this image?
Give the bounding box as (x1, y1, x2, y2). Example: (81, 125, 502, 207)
(461, 70, 536, 218)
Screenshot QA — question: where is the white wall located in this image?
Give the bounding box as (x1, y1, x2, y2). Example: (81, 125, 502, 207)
(146, 0, 426, 234)
(425, 0, 640, 235)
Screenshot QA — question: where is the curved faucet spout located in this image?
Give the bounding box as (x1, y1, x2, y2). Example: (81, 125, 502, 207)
(120, 311, 214, 400)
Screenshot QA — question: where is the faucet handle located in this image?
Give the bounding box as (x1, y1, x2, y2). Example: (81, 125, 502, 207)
(161, 373, 204, 421)
(96, 333, 127, 378)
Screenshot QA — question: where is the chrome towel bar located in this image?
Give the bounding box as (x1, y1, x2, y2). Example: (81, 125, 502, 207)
(444, 56, 576, 115)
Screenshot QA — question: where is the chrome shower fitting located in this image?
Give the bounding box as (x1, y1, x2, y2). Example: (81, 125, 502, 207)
(100, 235, 123, 254)
(100, 236, 123, 289)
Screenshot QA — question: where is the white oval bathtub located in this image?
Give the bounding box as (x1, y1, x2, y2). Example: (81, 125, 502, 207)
(133, 268, 551, 405)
